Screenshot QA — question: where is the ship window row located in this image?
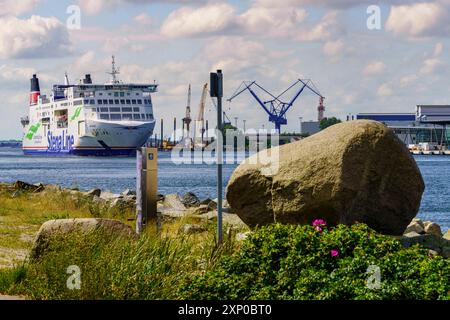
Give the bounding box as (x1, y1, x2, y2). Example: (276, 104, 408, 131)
(98, 92, 140, 97)
(97, 107, 141, 113)
(83, 99, 152, 105)
(98, 114, 153, 121)
(96, 99, 147, 105)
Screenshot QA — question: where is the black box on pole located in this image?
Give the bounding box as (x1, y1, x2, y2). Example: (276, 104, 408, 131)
(210, 70, 223, 98)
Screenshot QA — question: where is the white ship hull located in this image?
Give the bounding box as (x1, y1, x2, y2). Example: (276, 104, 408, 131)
(23, 119, 155, 156)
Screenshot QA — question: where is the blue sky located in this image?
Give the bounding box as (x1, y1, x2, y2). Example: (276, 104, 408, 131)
(0, 0, 449, 139)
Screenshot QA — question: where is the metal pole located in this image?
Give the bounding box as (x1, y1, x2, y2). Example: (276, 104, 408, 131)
(136, 148, 143, 234)
(243, 119, 246, 133)
(173, 117, 176, 143)
(299, 117, 303, 134)
(160, 118, 164, 149)
(217, 70, 223, 245)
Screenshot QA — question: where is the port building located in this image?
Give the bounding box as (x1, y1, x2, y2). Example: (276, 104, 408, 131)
(356, 105, 450, 148)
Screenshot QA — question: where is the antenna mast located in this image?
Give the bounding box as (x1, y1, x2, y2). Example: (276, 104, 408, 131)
(107, 55, 120, 84)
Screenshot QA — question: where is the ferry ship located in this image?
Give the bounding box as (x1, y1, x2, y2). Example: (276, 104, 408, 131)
(21, 57, 158, 156)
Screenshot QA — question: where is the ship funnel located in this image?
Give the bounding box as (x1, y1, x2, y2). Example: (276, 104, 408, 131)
(83, 74, 92, 84)
(29, 74, 40, 106)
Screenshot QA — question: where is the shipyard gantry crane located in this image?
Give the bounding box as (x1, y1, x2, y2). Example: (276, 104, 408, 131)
(227, 79, 325, 133)
(194, 83, 208, 146)
(182, 84, 192, 139)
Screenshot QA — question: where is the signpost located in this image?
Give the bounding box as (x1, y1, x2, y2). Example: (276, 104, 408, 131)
(210, 70, 223, 244)
(136, 147, 158, 234)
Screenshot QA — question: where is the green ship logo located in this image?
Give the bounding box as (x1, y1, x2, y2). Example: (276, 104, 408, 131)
(70, 107, 82, 121)
(25, 123, 41, 140)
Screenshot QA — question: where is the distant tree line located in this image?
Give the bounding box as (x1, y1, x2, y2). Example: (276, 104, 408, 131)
(320, 117, 342, 130)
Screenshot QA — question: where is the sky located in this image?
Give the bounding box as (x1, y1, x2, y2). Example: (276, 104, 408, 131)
(1, 0, 450, 139)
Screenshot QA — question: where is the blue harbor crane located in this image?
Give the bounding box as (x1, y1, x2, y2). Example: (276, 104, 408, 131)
(227, 79, 325, 133)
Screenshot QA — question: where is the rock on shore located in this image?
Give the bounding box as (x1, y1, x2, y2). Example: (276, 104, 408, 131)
(226, 120, 425, 235)
(31, 218, 136, 260)
(400, 219, 450, 258)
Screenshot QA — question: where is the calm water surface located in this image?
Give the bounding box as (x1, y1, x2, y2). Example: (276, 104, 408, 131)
(0, 148, 448, 232)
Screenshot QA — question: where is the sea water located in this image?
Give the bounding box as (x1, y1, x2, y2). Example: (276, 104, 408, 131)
(0, 148, 448, 232)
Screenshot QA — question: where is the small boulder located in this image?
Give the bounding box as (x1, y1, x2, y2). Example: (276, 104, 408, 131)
(207, 201, 217, 211)
(399, 233, 445, 253)
(85, 188, 101, 197)
(181, 224, 206, 234)
(403, 231, 421, 238)
(212, 198, 229, 209)
(31, 218, 136, 260)
(33, 183, 45, 193)
(223, 213, 246, 229)
(428, 250, 439, 258)
(404, 220, 425, 235)
(181, 192, 200, 207)
(200, 198, 213, 206)
(423, 221, 442, 237)
(442, 246, 450, 258)
(121, 189, 136, 196)
(444, 229, 450, 241)
(110, 197, 134, 209)
(100, 191, 121, 201)
(163, 194, 186, 210)
(13, 180, 44, 193)
(191, 204, 210, 215)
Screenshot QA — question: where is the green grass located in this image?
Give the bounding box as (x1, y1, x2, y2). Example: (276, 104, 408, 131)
(0, 222, 237, 300)
(0, 183, 240, 299)
(0, 183, 136, 258)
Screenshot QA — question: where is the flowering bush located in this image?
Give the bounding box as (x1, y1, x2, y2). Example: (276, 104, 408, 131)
(180, 223, 450, 300)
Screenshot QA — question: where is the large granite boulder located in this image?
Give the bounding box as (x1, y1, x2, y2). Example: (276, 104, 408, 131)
(30, 218, 136, 260)
(226, 120, 425, 235)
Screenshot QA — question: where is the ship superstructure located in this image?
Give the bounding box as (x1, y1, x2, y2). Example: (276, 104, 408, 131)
(21, 57, 158, 156)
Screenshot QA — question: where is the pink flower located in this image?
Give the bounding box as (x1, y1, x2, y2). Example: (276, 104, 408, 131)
(312, 219, 327, 231)
(312, 219, 327, 227)
(330, 249, 339, 257)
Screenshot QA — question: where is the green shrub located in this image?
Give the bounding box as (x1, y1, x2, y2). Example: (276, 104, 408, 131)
(180, 223, 450, 300)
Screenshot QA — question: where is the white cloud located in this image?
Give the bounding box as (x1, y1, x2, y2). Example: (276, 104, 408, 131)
(0, 15, 71, 59)
(377, 83, 393, 97)
(434, 42, 444, 56)
(420, 58, 445, 75)
(161, 3, 236, 38)
(78, 0, 208, 15)
(237, 6, 307, 37)
(0, 0, 39, 16)
(385, 2, 450, 38)
(199, 36, 270, 74)
(363, 61, 386, 76)
(134, 13, 153, 25)
(70, 51, 104, 78)
(254, 0, 425, 9)
(399, 74, 418, 87)
(323, 39, 344, 56)
(0, 65, 56, 83)
(295, 11, 343, 42)
(0, 65, 36, 80)
(161, 3, 343, 41)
